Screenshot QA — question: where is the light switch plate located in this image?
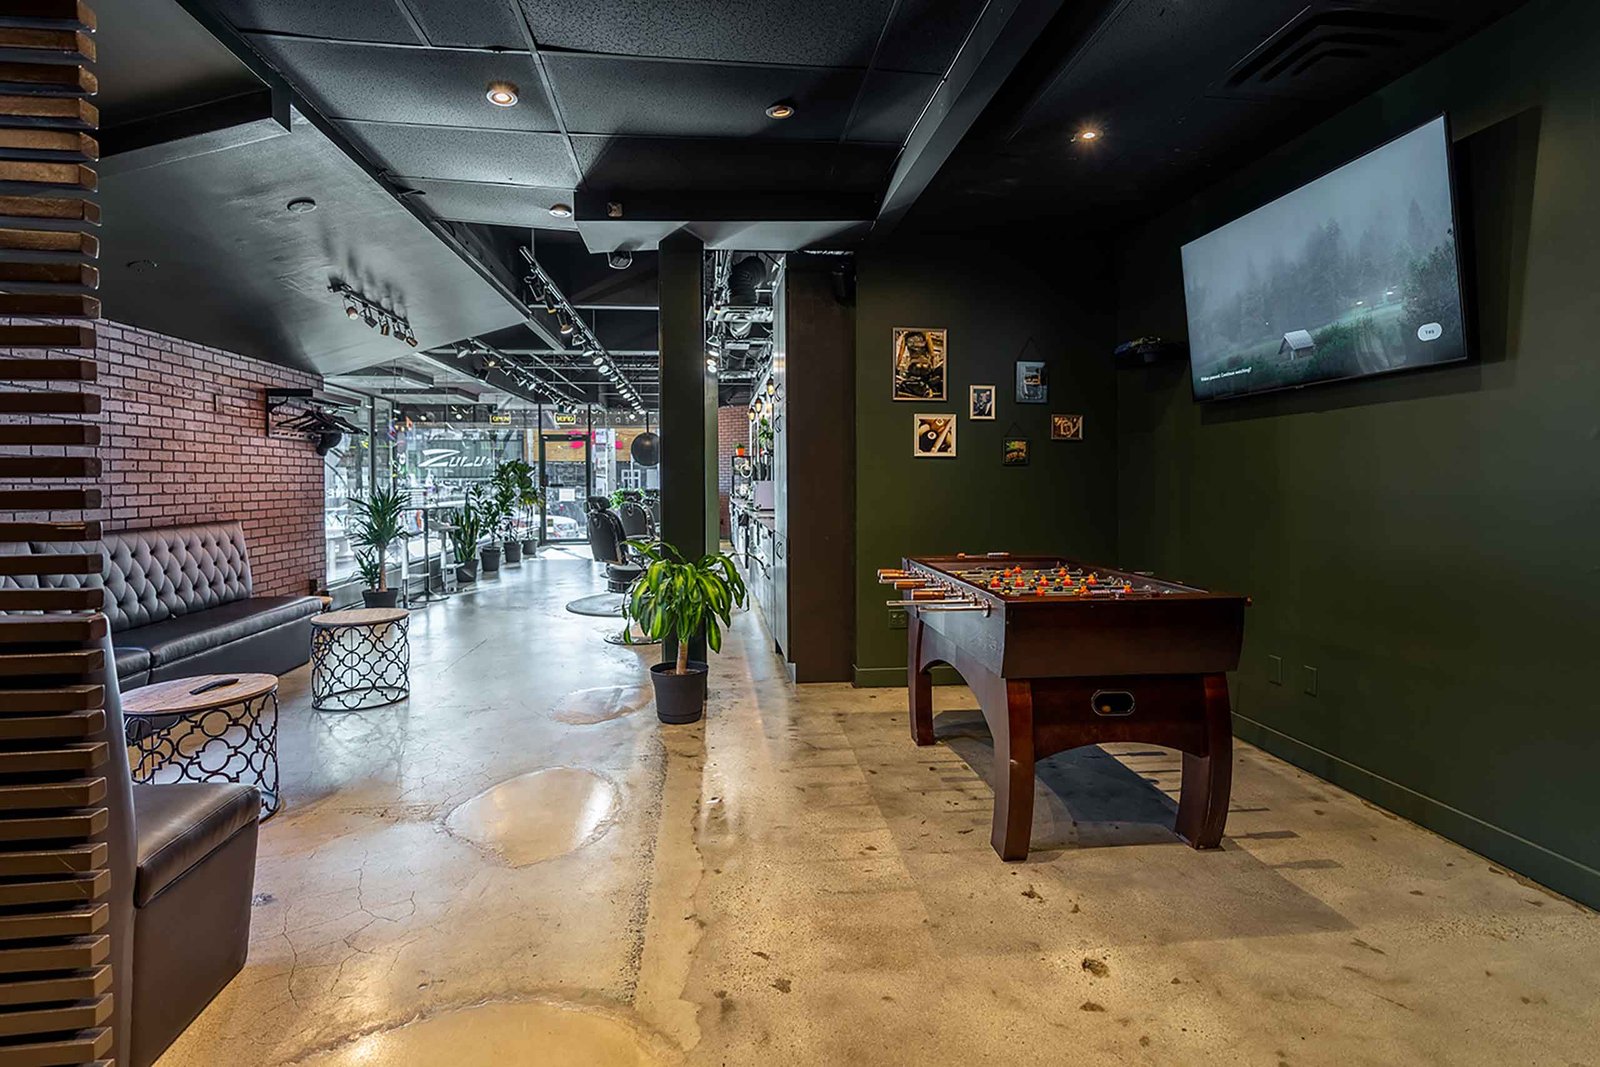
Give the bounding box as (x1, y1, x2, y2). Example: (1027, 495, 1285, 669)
(1268, 655, 1283, 685)
(888, 608, 907, 631)
(1302, 665, 1318, 696)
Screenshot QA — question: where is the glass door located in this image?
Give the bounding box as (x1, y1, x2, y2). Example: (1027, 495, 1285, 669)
(539, 431, 591, 543)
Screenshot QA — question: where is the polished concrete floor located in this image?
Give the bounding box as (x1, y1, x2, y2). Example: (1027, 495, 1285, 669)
(164, 554, 1600, 1066)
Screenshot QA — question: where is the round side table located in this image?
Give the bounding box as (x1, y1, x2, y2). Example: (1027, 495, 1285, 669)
(310, 607, 411, 711)
(122, 673, 280, 819)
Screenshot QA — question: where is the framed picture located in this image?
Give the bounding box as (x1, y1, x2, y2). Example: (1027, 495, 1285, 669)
(968, 384, 995, 420)
(1051, 413, 1084, 440)
(1003, 437, 1030, 466)
(892, 328, 947, 401)
(912, 413, 957, 458)
(1016, 360, 1047, 403)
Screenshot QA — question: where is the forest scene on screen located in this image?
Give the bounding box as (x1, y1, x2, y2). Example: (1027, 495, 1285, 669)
(1182, 118, 1466, 400)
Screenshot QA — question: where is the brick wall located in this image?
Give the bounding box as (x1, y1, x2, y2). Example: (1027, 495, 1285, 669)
(716, 405, 747, 537)
(2, 319, 326, 596)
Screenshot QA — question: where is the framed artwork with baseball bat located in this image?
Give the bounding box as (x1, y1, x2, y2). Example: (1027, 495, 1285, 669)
(912, 413, 957, 457)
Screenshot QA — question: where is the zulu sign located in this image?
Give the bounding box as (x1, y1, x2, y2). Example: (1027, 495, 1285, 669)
(415, 439, 518, 478)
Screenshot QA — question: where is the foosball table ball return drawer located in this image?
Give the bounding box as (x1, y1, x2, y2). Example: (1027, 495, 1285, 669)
(880, 554, 1248, 861)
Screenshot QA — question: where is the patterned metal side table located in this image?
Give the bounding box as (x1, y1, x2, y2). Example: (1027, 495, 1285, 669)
(310, 608, 411, 711)
(123, 673, 280, 819)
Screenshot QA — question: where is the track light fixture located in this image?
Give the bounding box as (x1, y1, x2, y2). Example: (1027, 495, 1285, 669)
(329, 280, 417, 349)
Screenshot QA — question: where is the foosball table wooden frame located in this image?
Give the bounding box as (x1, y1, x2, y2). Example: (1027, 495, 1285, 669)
(884, 555, 1248, 861)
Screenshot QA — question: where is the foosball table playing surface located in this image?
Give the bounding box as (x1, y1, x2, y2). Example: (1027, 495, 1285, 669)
(879, 553, 1249, 860)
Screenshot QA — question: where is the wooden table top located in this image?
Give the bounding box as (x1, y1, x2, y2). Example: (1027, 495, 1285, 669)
(123, 672, 278, 715)
(311, 607, 409, 628)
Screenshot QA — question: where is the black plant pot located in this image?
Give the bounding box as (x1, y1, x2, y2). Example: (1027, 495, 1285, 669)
(503, 540, 522, 564)
(520, 538, 538, 557)
(361, 588, 399, 609)
(480, 546, 501, 573)
(650, 661, 708, 724)
(455, 561, 478, 583)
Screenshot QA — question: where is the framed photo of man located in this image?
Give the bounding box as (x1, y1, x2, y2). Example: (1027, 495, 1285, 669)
(969, 384, 996, 420)
(892, 328, 947, 401)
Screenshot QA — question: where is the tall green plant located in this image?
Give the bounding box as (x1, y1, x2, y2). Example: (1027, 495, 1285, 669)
(623, 541, 747, 675)
(489, 460, 541, 541)
(445, 488, 485, 566)
(349, 484, 409, 591)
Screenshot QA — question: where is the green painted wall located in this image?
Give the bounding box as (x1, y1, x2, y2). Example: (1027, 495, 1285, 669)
(1112, 0, 1600, 907)
(853, 237, 1120, 684)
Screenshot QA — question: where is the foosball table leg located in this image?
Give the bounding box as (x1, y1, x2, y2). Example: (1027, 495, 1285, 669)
(907, 615, 935, 746)
(991, 680, 1037, 861)
(1175, 674, 1234, 849)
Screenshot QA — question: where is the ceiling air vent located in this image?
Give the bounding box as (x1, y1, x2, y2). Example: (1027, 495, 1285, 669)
(1214, 2, 1452, 102)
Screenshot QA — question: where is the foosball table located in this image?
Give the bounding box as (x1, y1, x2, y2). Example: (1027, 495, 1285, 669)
(879, 553, 1248, 860)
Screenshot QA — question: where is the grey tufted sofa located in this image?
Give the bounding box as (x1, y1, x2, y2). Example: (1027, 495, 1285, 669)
(10, 521, 323, 688)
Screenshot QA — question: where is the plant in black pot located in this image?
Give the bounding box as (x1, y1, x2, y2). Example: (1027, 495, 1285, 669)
(446, 489, 484, 584)
(489, 459, 538, 563)
(477, 485, 504, 575)
(349, 484, 409, 608)
(623, 540, 747, 724)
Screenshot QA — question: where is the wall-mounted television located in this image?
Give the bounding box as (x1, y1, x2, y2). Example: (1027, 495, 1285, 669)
(1181, 116, 1468, 402)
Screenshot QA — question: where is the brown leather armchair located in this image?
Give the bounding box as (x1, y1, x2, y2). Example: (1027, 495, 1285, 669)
(89, 628, 260, 1067)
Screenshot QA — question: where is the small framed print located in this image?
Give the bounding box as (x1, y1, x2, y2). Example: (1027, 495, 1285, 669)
(1050, 414, 1084, 440)
(1002, 437, 1030, 466)
(892, 327, 947, 401)
(968, 384, 996, 420)
(1016, 360, 1047, 403)
(912, 413, 957, 458)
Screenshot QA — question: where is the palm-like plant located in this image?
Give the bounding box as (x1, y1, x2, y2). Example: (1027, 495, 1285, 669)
(489, 460, 540, 542)
(354, 549, 385, 591)
(624, 540, 747, 675)
(349, 484, 409, 591)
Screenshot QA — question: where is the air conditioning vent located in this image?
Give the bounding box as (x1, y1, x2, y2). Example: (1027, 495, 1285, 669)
(1214, 3, 1452, 101)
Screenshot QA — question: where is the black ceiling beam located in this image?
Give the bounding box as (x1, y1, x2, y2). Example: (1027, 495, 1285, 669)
(98, 87, 288, 176)
(872, 0, 1067, 239)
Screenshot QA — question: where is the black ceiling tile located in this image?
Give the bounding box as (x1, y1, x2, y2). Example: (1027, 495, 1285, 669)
(205, 0, 426, 45)
(244, 35, 557, 131)
(846, 68, 938, 143)
(874, 0, 989, 74)
(404, 178, 578, 228)
(546, 55, 868, 140)
(517, 0, 894, 67)
(402, 0, 531, 48)
(338, 121, 579, 186)
(571, 135, 895, 193)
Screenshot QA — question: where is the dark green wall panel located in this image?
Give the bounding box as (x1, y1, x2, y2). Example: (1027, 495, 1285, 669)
(853, 237, 1120, 682)
(1113, 0, 1600, 906)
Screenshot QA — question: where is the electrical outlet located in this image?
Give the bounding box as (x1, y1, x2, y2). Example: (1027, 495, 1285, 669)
(887, 608, 908, 631)
(1302, 665, 1318, 697)
(1268, 654, 1283, 685)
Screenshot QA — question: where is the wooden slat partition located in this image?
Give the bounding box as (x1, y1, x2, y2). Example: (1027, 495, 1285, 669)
(0, 7, 112, 1063)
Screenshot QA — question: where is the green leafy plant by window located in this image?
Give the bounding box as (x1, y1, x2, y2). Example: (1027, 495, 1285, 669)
(354, 549, 385, 591)
(623, 541, 748, 675)
(349, 484, 409, 591)
(490, 460, 542, 540)
(445, 487, 485, 566)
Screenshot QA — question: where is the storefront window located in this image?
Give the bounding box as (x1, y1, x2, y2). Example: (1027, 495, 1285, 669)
(323, 393, 382, 585)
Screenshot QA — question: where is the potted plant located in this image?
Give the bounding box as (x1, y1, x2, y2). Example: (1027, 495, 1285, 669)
(349, 484, 409, 608)
(477, 485, 504, 575)
(446, 489, 484, 584)
(518, 476, 545, 557)
(623, 540, 747, 724)
(490, 460, 539, 563)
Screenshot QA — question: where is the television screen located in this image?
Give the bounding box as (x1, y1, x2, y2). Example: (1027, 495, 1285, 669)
(1182, 116, 1468, 401)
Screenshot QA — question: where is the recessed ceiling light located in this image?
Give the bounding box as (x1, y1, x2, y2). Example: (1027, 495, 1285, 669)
(765, 101, 796, 120)
(549, 203, 573, 218)
(126, 259, 158, 272)
(485, 81, 519, 107)
(286, 197, 317, 213)
(1075, 128, 1101, 142)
